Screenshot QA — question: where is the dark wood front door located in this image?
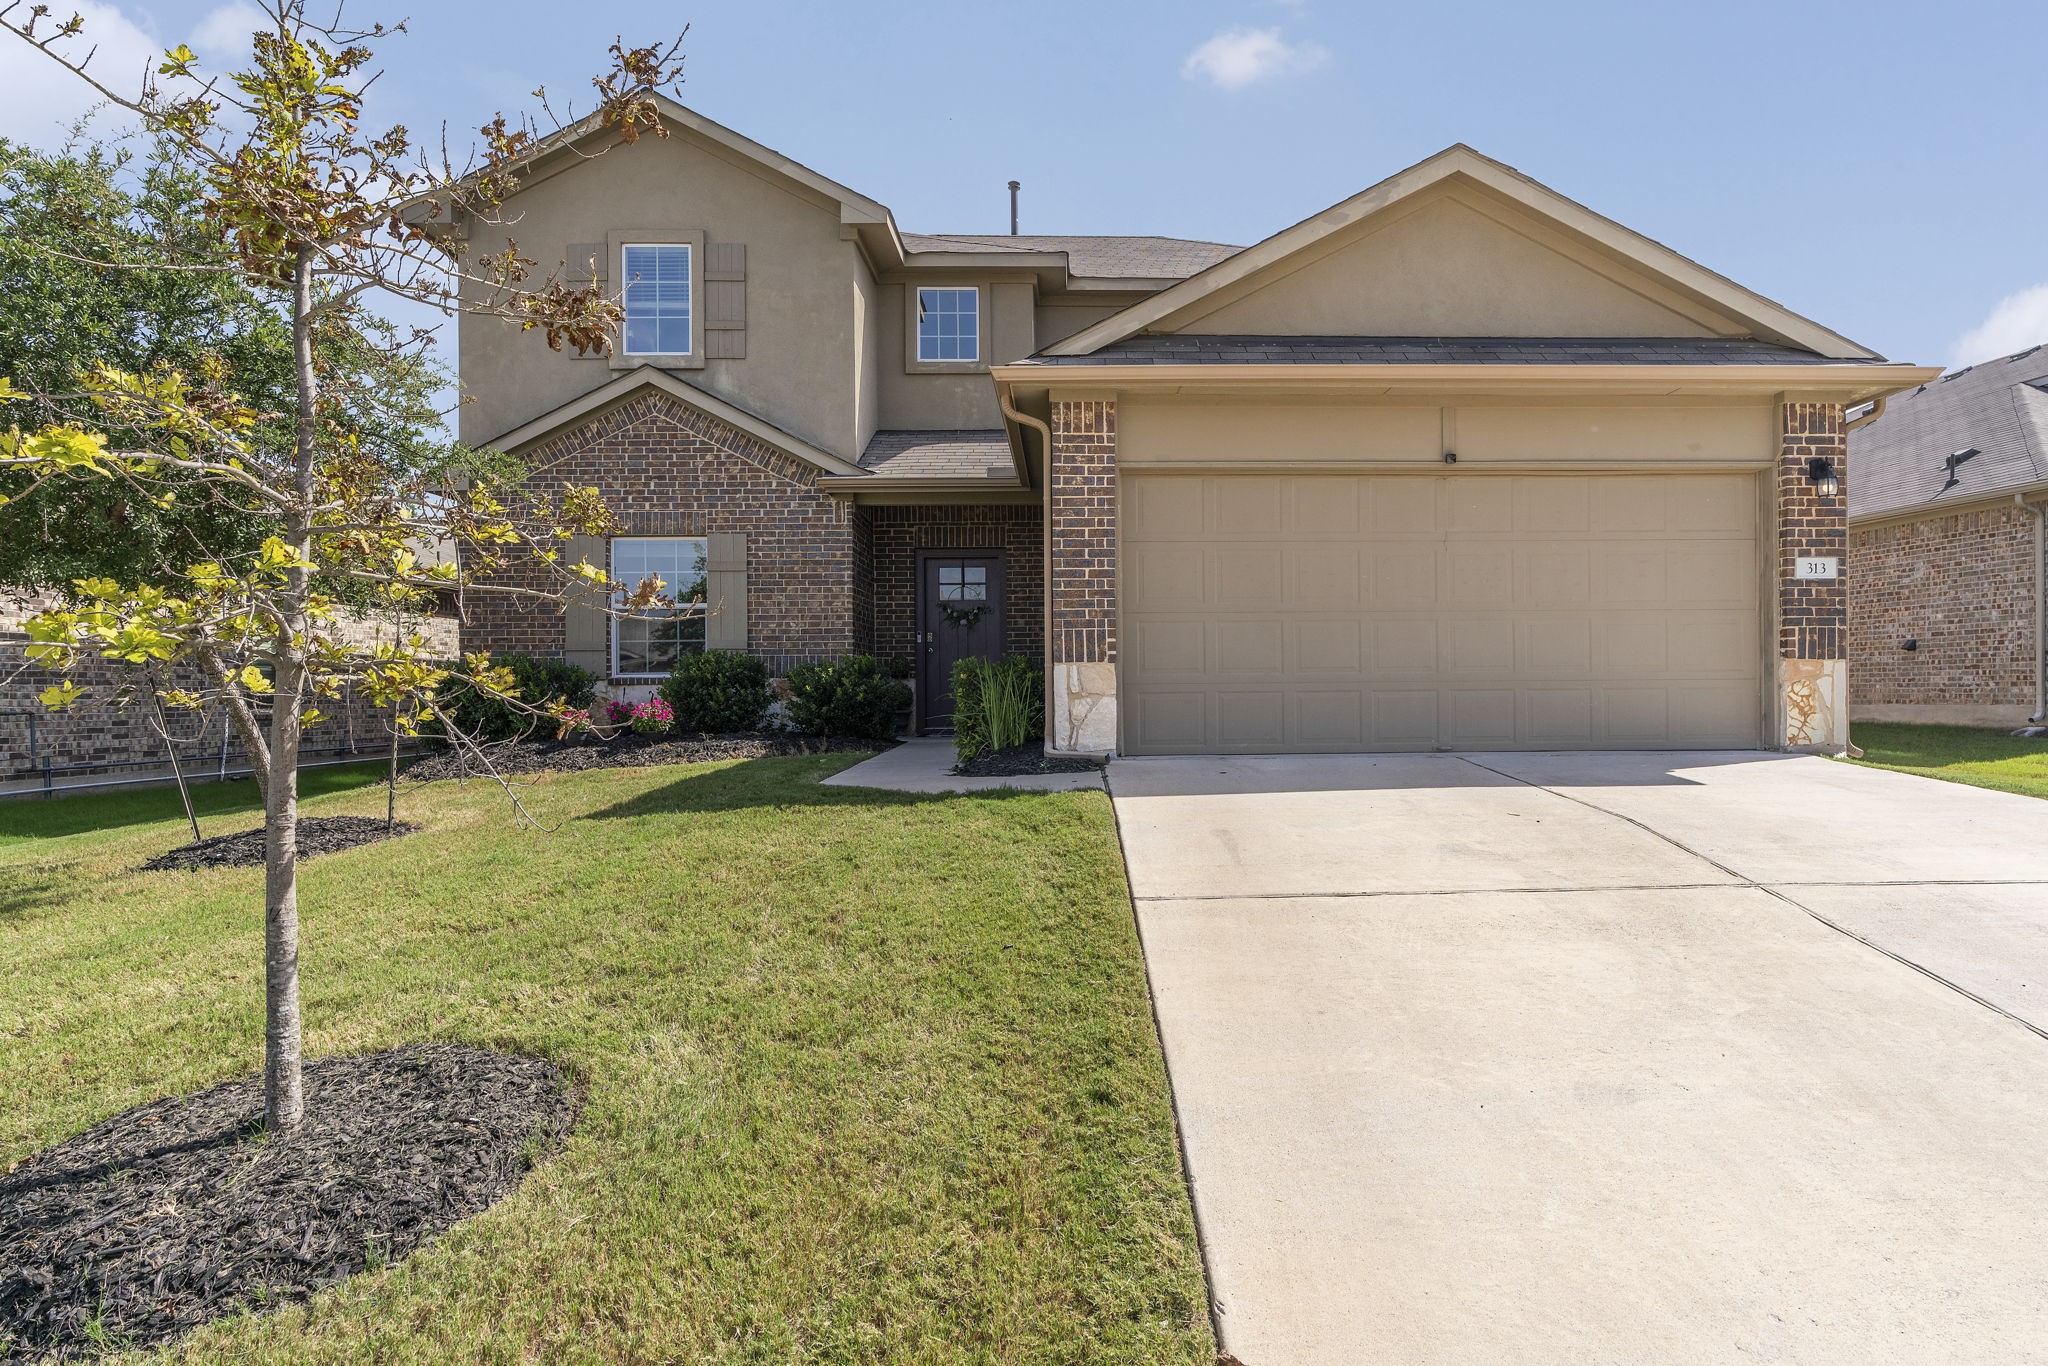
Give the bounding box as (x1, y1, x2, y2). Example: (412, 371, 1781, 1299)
(918, 551, 1005, 732)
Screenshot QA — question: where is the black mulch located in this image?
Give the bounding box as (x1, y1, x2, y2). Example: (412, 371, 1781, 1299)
(142, 816, 420, 873)
(402, 730, 884, 783)
(952, 741, 1105, 777)
(0, 1044, 577, 1364)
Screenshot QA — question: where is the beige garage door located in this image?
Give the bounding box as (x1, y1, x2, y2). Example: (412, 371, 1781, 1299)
(1121, 472, 1763, 754)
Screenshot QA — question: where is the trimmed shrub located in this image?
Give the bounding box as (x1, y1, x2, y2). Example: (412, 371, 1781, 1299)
(784, 654, 909, 742)
(951, 656, 1045, 762)
(439, 654, 599, 743)
(659, 649, 773, 733)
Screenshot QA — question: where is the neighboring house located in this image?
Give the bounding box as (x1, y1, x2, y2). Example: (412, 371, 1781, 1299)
(1847, 346, 2048, 728)
(453, 98, 1936, 755)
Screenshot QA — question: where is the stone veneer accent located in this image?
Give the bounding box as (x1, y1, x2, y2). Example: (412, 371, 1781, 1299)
(865, 504, 1043, 667)
(1777, 401, 1849, 748)
(1849, 502, 2040, 725)
(465, 392, 860, 672)
(1046, 398, 1118, 753)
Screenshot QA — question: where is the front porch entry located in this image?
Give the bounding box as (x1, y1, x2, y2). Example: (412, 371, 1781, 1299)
(917, 549, 1006, 732)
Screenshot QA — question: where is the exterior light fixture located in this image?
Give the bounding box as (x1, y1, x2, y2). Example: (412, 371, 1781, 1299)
(1806, 456, 1839, 500)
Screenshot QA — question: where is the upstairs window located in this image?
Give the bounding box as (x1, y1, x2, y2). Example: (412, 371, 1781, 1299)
(611, 536, 707, 676)
(622, 244, 693, 356)
(917, 287, 979, 363)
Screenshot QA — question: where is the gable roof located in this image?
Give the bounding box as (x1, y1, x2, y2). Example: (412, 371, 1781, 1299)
(900, 234, 1240, 281)
(480, 367, 867, 478)
(1849, 346, 2048, 520)
(1045, 145, 1881, 360)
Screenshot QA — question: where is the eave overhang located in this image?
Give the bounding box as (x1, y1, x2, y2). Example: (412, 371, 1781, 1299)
(993, 362, 1944, 406)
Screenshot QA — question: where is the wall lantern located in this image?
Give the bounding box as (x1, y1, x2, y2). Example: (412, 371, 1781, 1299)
(1806, 456, 1840, 501)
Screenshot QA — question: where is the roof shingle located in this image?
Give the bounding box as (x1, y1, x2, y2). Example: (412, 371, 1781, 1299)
(1849, 346, 2048, 518)
(858, 430, 1016, 481)
(900, 234, 1240, 281)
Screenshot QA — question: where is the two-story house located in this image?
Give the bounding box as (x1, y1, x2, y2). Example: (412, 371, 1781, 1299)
(457, 97, 1936, 756)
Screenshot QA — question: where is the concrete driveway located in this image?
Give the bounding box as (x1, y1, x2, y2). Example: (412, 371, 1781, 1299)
(1110, 751, 2048, 1365)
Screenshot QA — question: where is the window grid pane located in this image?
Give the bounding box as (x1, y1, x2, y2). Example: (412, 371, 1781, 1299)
(611, 536, 708, 675)
(623, 244, 692, 355)
(917, 288, 979, 363)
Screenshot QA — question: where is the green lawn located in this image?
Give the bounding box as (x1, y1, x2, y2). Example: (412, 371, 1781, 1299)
(0, 757, 1213, 1365)
(1847, 722, 2048, 801)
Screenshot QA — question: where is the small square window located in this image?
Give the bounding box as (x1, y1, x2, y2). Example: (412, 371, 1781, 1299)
(622, 244, 692, 356)
(917, 287, 979, 364)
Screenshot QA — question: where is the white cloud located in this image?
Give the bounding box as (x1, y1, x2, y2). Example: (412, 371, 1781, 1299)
(0, 2, 161, 147)
(1181, 26, 1329, 92)
(190, 2, 269, 62)
(1953, 283, 2048, 368)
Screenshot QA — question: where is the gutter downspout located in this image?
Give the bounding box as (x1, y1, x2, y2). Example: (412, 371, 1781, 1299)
(2021, 494, 2047, 723)
(999, 390, 1058, 751)
(1845, 393, 1888, 432)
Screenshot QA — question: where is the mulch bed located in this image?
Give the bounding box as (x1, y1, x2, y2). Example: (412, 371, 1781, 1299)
(142, 816, 420, 873)
(402, 730, 883, 783)
(0, 1044, 576, 1364)
(952, 741, 1105, 777)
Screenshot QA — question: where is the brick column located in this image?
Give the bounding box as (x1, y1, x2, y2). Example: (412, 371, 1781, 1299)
(1046, 397, 1118, 753)
(1777, 400, 1849, 749)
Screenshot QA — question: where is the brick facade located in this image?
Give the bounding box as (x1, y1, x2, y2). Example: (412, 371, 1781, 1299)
(1849, 504, 2039, 710)
(1777, 401, 1849, 662)
(466, 392, 861, 671)
(1047, 399, 1118, 667)
(865, 504, 1043, 667)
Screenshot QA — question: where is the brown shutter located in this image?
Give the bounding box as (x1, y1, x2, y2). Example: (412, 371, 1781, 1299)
(703, 242, 745, 359)
(562, 534, 610, 675)
(705, 533, 748, 652)
(564, 242, 604, 284)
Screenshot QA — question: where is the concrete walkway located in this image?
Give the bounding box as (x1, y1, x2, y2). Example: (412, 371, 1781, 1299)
(820, 736, 1103, 794)
(1110, 751, 2048, 1365)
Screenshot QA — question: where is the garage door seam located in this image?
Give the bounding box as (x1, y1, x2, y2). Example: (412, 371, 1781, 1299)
(1452, 754, 2048, 1047)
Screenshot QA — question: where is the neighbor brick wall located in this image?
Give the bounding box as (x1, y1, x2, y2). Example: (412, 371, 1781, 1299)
(1047, 399, 1117, 667)
(465, 392, 858, 671)
(1849, 504, 2038, 707)
(1778, 401, 1849, 660)
(865, 504, 1044, 668)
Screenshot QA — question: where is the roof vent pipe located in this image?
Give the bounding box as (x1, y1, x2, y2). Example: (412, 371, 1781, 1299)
(1008, 180, 1020, 236)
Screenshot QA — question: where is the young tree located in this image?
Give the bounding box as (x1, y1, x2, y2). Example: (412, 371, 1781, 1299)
(0, 1, 688, 1131)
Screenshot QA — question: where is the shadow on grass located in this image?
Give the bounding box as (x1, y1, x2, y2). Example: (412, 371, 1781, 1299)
(583, 753, 1051, 821)
(0, 763, 389, 843)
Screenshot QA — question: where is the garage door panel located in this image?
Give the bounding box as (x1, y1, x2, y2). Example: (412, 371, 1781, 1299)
(1213, 477, 1284, 535)
(1215, 619, 1284, 674)
(1445, 619, 1516, 675)
(1216, 691, 1286, 747)
(1296, 691, 1366, 745)
(1292, 546, 1362, 608)
(1129, 544, 1206, 610)
(1215, 548, 1283, 607)
(1369, 477, 1440, 534)
(1295, 618, 1365, 672)
(1131, 618, 1207, 676)
(1293, 477, 1362, 535)
(1121, 472, 1762, 753)
(1371, 549, 1437, 606)
(1127, 476, 1206, 538)
(1519, 618, 1594, 675)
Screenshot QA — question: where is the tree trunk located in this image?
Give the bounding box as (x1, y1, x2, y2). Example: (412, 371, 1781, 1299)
(262, 245, 321, 1133)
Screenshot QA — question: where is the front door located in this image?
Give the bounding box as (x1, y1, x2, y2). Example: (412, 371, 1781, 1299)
(918, 551, 1006, 731)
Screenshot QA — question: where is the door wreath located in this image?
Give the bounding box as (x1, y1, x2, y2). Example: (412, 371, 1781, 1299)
(939, 602, 989, 629)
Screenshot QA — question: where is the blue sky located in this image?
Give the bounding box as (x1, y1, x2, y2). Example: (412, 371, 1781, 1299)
(3, 0, 2042, 369)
